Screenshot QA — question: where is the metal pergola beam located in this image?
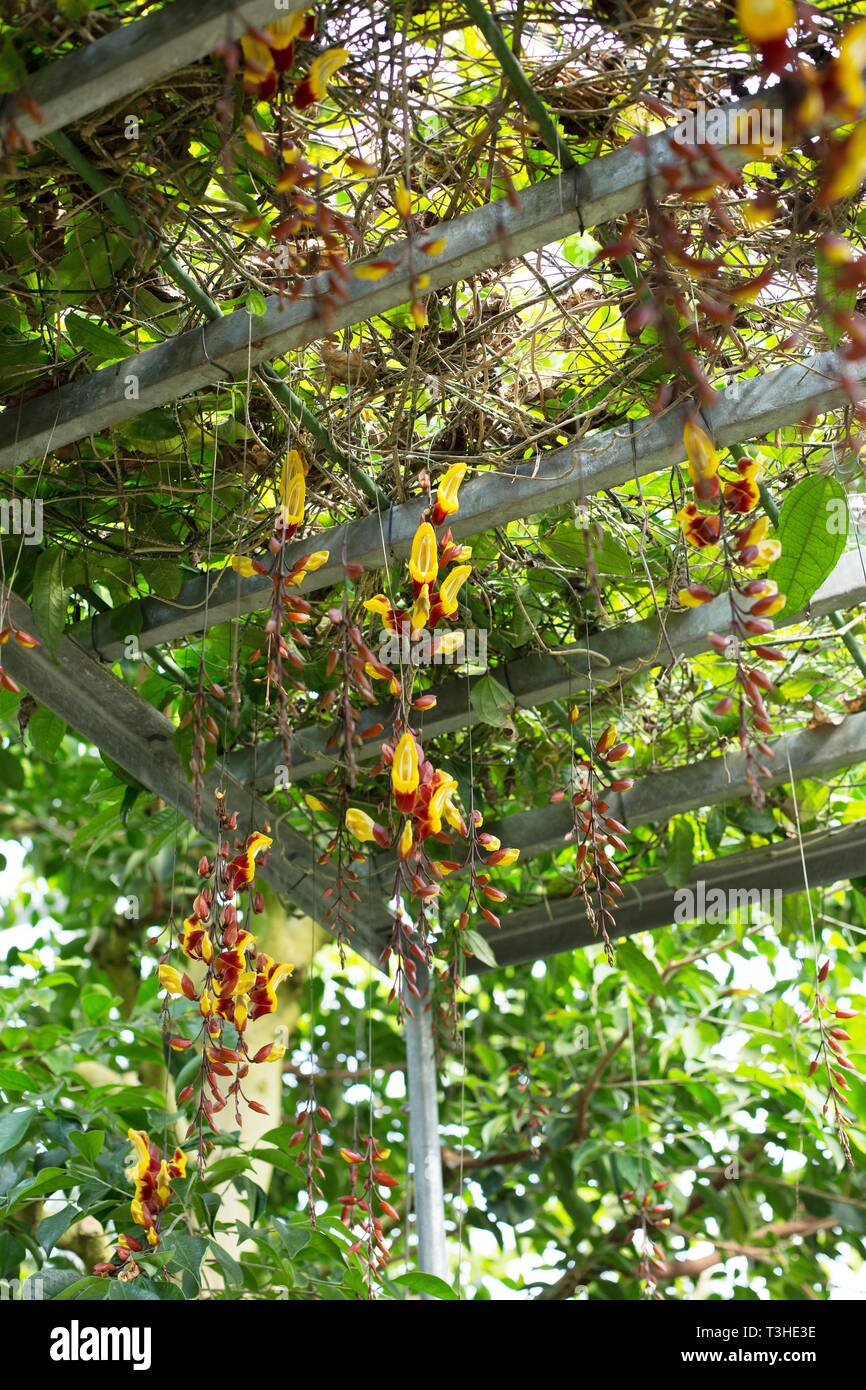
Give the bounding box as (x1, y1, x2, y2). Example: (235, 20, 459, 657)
(0, 112, 748, 471)
(69, 350, 866, 660)
(482, 710, 866, 863)
(0, 0, 290, 150)
(0, 587, 385, 961)
(450, 819, 866, 971)
(223, 549, 866, 791)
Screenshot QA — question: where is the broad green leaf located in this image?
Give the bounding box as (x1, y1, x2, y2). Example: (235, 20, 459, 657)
(28, 706, 66, 760)
(616, 939, 665, 995)
(160, 1233, 208, 1285)
(392, 1272, 458, 1300)
(463, 928, 498, 968)
(769, 474, 847, 618)
(139, 557, 184, 600)
(36, 1204, 80, 1254)
(663, 817, 695, 887)
(0, 38, 24, 94)
(65, 312, 135, 364)
(470, 674, 513, 727)
(69, 1129, 105, 1162)
(0, 1107, 34, 1156)
(541, 521, 632, 576)
(0, 747, 24, 791)
(31, 548, 69, 656)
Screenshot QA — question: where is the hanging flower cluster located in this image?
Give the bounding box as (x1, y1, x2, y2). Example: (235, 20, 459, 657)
(675, 422, 785, 805)
(160, 792, 293, 1160)
(619, 1180, 672, 1300)
(553, 709, 634, 963)
(338, 1136, 400, 1282)
(321, 465, 519, 1009)
(287, 1099, 333, 1225)
(799, 957, 860, 1166)
(230, 447, 329, 763)
(93, 1129, 187, 1279)
(216, 12, 359, 312)
(735, 9, 866, 221)
(598, 9, 866, 428)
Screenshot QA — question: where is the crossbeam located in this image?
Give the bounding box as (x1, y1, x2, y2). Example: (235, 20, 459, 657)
(223, 549, 866, 791)
(0, 0, 289, 150)
(70, 350, 866, 660)
(0, 588, 386, 961)
(482, 710, 866, 862)
(0, 113, 747, 470)
(450, 819, 866, 971)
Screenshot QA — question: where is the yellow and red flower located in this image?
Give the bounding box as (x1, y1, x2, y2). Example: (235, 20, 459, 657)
(683, 420, 720, 502)
(224, 831, 272, 897)
(127, 1129, 186, 1249)
(734, 514, 781, 567)
(736, 0, 794, 44)
(435, 563, 471, 618)
(409, 522, 438, 586)
(293, 47, 349, 111)
(431, 463, 467, 526)
(723, 456, 763, 513)
(249, 954, 295, 1021)
(676, 501, 721, 549)
(241, 14, 315, 97)
(834, 20, 866, 112)
(676, 583, 716, 607)
(392, 732, 420, 812)
(280, 448, 306, 532)
(345, 807, 389, 847)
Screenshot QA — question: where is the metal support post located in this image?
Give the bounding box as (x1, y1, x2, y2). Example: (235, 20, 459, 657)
(404, 966, 449, 1291)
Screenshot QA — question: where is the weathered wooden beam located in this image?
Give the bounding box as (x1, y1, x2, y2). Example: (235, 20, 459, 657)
(482, 710, 866, 863)
(0, 588, 385, 960)
(0, 0, 291, 149)
(69, 350, 866, 660)
(449, 819, 866, 971)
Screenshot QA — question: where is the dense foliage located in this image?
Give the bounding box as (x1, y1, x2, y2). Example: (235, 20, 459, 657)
(1, 0, 866, 1301)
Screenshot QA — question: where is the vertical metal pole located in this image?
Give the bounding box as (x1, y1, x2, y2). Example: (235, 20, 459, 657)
(404, 966, 448, 1288)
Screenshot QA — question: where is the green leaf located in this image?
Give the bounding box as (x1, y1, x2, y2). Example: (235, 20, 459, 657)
(0, 1107, 34, 1156)
(69, 1129, 105, 1162)
(271, 1219, 311, 1259)
(0, 747, 23, 791)
(663, 817, 695, 888)
(470, 674, 513, 727)
(706, 804, 726, 853)
(615, 939, 665, 995)
(65, 313, 135, 365)
(541, 521, 632, 576)
(138, 558, 184, 600)
(160, 1233, 208, 1285)
(247, 289, 268, 316)
(0, 38, 24, 95)
(560, 232, 600, 268)
(31, 548, 69, 656)
(28, 706, 67, 760)
(463, 928, 498, 968)
(392, 1272, 458, 1300)
(769, 474, 847, 619)
(36, 1204, 80, 1254)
